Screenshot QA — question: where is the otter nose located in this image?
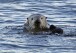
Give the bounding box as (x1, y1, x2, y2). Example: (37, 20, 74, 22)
(35, 19, 40, 24)
(34, 19, 40, 28)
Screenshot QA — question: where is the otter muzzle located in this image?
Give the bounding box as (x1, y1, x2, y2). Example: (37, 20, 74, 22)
(34, 19, 40, 28)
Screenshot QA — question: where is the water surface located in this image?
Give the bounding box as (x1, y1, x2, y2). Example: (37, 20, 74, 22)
(0, 0, 76, 53)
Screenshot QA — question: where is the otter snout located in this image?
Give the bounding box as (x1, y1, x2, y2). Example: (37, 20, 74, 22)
(35, 19, 40, 24)
(34, 19, 41, 28)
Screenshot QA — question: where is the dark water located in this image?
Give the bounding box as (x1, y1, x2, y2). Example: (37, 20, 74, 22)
(0, 0, 76, 53)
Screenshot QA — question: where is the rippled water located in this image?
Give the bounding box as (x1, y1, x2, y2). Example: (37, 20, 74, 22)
(0, 0, 76, 53)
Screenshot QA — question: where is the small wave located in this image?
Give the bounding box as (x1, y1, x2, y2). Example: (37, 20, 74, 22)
(0, 43, 29, 49)
(0, 25, 24, 34)
(0, 0, 23, 3)
(5, 20, 15, 23)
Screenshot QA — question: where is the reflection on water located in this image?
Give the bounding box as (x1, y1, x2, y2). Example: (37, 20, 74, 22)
(0, 0, 76, 53)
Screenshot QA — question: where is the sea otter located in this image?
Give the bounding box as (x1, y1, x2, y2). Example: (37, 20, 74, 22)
(23, 14, 63, 34)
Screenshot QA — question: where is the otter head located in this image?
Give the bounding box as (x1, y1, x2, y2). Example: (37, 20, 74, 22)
(27, 14, 47, 30)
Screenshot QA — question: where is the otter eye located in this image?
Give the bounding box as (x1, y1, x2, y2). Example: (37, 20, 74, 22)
(31, 18, 33, 20)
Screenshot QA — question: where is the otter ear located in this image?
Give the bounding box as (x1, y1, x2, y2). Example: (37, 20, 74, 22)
(27, 18, 29, 24)
(27, 18, 28, 20)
